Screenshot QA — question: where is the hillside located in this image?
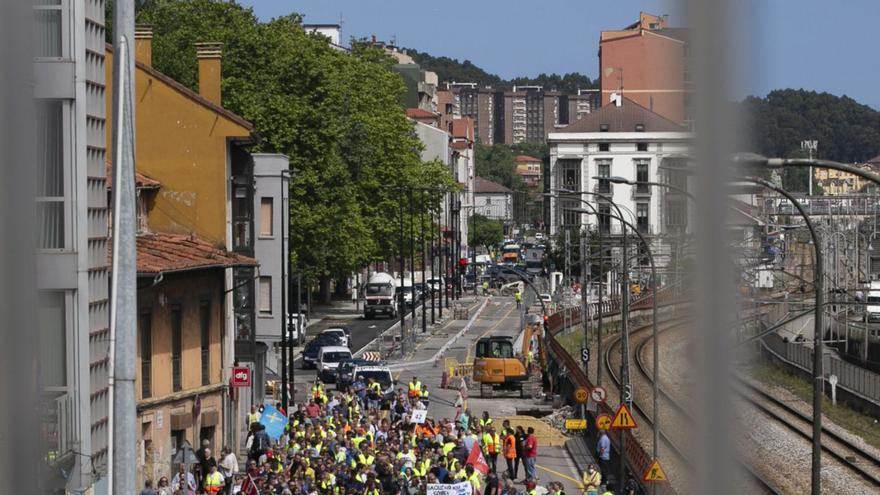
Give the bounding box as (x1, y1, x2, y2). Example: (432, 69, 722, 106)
(405, 47, 598, 92)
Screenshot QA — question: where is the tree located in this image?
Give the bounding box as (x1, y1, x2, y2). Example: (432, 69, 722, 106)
(469, 214, 504, 251)
(475, 143, 526, 191)
(134, 1, 453, 301)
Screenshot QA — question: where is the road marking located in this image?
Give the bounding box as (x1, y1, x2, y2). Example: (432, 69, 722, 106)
(465, 302, 517, 361)
(536, 464, 583, 487)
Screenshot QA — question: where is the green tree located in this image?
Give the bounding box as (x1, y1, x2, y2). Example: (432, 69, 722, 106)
(134, 1, 453, 301)
(475, 143, 526, 191)
(468, 214, 504, 251)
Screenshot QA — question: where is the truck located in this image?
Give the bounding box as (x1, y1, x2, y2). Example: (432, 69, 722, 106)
(866, 281, 880, 323)
(501, 243, 521, 263)
(364, 272, 397, 319)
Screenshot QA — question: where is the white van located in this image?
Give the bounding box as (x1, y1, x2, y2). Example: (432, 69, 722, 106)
(317, 346, 352, 382)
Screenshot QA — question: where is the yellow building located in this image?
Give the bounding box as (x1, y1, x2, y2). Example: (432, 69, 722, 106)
(814, 160, 880, 195)
(105, 26, 260, 485)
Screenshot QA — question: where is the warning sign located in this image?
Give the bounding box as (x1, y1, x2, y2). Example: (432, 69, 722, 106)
(642, 459, 668, 482)
(564, 419, 587, 430)
(610, 404, 637, 429)
(574, 387, 589, 404)
(595, 414, 612, 430)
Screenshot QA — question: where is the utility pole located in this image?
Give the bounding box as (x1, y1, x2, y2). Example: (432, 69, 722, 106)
(597, 223, 604, 387)
(801, 140, 818, 196)
(108, 1, 136, 491)
(580, 230, 588, 420)
(280, 171, 288, 411)
(409, 190, 416, 345)
(399, 194, 406, 354)
(421, 190, 427, 333)
(618, 218, 632, 489)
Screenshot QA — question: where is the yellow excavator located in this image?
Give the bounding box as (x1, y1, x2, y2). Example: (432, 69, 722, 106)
(472, 314, 545, 397)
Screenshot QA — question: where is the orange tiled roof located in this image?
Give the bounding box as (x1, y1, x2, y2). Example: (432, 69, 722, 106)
(405, 108, 438, 119)
(105, 162, 161, 189)
(515, 155, 541, 163)
(135, 233, 257, 274)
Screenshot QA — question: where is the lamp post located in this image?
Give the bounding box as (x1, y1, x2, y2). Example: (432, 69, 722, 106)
(568, 203, 659, 487)
(742, 176, 824, 495)
(549, 187, 634, 487)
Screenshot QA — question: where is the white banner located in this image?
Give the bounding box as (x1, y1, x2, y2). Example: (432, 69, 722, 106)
(410, 409, 427, 424)
(427, 481, 472, 495)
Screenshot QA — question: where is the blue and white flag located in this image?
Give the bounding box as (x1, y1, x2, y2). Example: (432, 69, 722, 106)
(259, 404, 289, 440)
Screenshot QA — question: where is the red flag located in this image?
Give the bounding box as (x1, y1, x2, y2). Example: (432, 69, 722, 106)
(466, 442, 489, 475)
(241, 474, 260, 495)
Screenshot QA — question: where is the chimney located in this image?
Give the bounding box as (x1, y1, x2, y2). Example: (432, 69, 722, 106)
(195, 42, 223, 106)
(134, 24, 153, 67)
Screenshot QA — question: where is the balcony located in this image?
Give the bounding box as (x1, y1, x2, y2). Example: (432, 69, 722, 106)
(631, 185, 652, 199)
(594, 181, 612, 195)
(41, 393, 76, 464)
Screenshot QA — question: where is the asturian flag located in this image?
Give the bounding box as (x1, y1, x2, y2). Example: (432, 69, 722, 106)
(258, 404, 289, 440)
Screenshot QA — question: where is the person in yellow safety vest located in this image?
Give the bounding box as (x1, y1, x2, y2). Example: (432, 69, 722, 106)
(312, 381, 326, 404)
(358, 449, 375, 467)
(247, 405, 261, 428)
(482, 280, 490, 296)
(525, 479, 538, 495)
(408, 376, 422, 398)
(480, 411, 493, 428)
(482, 426, 500, 473)
(352, 431, 366, 449)
(526, 349, 534, 370)
(203, 465, 224, 494)
(515, 289, 522, 308)
(466, 465, 481, 492)
(442, 439, 457, 456)
(445, 452, 459, 473)
(420, 384, 430, 408)
(413, 456, 431, 477)
(582, 463, 602, 495)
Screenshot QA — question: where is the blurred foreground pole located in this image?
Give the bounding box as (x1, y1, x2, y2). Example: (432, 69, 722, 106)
(0, 0, 39, 490)
(685, 0, 739, 493)
(109, 1, 137, 493)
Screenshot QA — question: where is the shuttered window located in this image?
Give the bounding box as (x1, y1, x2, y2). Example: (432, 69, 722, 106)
(259, 197, 273, 236)
(259, 276, 272, 314)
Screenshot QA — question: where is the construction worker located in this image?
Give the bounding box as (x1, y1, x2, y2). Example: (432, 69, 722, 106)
(515, 288, 522, 308)
(420, 384, 430, 408)
(466, 465, 481, 492)
(482, 280, 490, 296)
(480, 411, 493, 428)
(503, 428, 517, 480)
(367, 377, 382, 409)
(482, 426, 500, 473)
(408, 376, 422, 398)
(246, 405, 261, 428)
(203, 465, 224, 494)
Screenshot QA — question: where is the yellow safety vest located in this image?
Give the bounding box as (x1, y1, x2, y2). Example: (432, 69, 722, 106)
(248, 412, 261, 426)
(205, 471, 224, 493)
(358, 453, 375, 466)
(469, 471, 481, 491)
(442, 442, 456, 456)
(515, 292, 522, 301)
(421, 389, 430, 398)
(369, 382, 381, 393)
(352, 435, 366, 449)
(482, 433, 500, 454)
(480, 418, 493, 427)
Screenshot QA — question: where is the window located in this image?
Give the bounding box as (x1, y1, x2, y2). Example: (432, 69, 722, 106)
(637, 142, 648, 152)
(637, 203, 649, 233)
(635, 124, 645, 132)
(259, 197, 273, 236)
(599, 123, 609, 132)
(596, 160, 611, 194)
(599, 142, 610, 152)
(171, 305, 182, 392)
(598, 204, 611, 234)
(485, 197, 492, 205)
(200, 300, 210, 386)
(36, 100, 67, 249)
(38, 291, 67, 389)
(34, 0, 65, 59)
(635, 160, 650, 194)
(561, 199, 580, 227)
(259, 276, 272, 315)
(139, 310, 152, 398)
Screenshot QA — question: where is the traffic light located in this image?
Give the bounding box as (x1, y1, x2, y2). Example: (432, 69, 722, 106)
(458, 258, 468, 273)
(543, 314, 550, 334)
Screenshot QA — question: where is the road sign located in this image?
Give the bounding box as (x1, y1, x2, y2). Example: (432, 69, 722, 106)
(623, 384, 632, 405)
(581, 347, 590, 363)
(574, 387, 589, 404)
(595, 414, 612, 430)
(564, 419, 587, 430)
(642, 459, 668, 482)
(611, 403, 637, 429)
(231, 366, 251, 387)
(590, 386, 607, 404)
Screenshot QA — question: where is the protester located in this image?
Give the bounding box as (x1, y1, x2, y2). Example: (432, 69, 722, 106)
(139, 479, 157, 495)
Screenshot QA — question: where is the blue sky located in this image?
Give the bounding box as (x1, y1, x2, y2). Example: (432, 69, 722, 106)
(240, 0, 880, 108)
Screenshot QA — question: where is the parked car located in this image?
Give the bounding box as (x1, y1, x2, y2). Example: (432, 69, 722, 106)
(287, 312, 308, 345)
(320, 327, 350, 348)
(301, 334, 344, 369)
(317, 346, 353, 382)
(534, 233, 544, 240)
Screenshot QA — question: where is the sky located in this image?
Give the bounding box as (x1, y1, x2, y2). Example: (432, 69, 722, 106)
(240, 0, 880, 109)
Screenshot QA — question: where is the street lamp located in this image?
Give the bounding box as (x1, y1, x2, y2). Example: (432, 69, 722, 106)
(547, 187, 636, 487)
(569, 203, 660, 486)
(741, 176, 824, 495)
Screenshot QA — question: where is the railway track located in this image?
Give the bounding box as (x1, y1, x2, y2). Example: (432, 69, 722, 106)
(633, 321, 880, 492)
(603, 318, 781, 494)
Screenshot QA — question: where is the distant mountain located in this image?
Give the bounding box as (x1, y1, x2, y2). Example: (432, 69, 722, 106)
(405, 48, 598, 92)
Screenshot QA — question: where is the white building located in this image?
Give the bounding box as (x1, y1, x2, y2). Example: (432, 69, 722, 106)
(33, 0, 110, 491)
(547, 96, 690, 270)
(474, 177, 513, 223)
